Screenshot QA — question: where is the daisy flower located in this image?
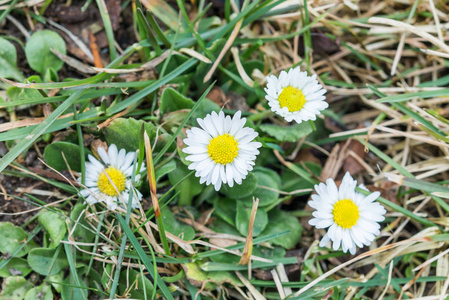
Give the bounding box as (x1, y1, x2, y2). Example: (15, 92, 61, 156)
(308, 172, 386, 255)
(264, 67, 328, 123)
(183, 110, 262, 191)
(78, 144, 146, 211)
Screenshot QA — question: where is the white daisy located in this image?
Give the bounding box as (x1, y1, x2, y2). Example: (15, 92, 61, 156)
(183, 110, 262, 191)
(78, 144, 146, 210)
(265, 67, 328, 123)
(308, 172, 386, 255)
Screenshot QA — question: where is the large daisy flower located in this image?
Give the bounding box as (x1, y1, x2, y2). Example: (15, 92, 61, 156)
(308, 172, 386, 255)
(265, 67, 328, 123)
(183, 110, 262, 191)
(78, 144, 146, 211)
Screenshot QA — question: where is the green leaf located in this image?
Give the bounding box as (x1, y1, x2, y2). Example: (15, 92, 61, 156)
(105, 118, 156, 153)
(192, 38, 226, 89)
(43, 141, 89, 172)
(160, 87, 194, 115)
(49, 272, 64, 293)
(183, 262, 242, 290)
(38, 210, 67, 248)
(235, 202, 268, 237)
(25, 30, 66, 74)
(0, 37, 25, 81)
(118, 269, 154, 299)
(281, 162, 321, 192)
(260, 209, 303, 249)
(155, 159, 177, 182)
(0, 276, 33, 300)
(241, 167, 281, 206)
(221, 171, 257, 199)
(0, 258, 31, 278)
(161, 207, 195, 241)
(25, 284, 53, 300)
(168, 163, 203, 206)
(69, 204, 95, 251)
(61, 276, 88, 300)
(0, 223, 36, 258)
(213, 197, 237, 226)
(259, 122, 314, 142)
(27, 247, 68, 276)
(190, 98, 221, 126)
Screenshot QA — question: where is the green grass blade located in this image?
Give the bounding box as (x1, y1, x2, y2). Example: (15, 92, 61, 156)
(0, 89, 84, 173)
(95, 0, 118, 60)
(153, 81, 215, 165)
(116, 214, 174, 300)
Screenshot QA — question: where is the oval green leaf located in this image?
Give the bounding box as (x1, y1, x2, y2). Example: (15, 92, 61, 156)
(27, 247, 68, 276)
(25, 30, 66, 74)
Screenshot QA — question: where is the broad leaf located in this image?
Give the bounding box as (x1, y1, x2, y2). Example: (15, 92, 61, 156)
(260, 209, 303, 249)
(259, 122, 314, 142)
(38, 210, 67, 248)
(27, 247, 68, 276)
(44, 141, 89, 172)
(235, 201, 268, 237)
(0, 223, 36, 258)
(0, 276, 33, 300)
(161, 206, 195, 241)
(221, 171, 257, 199)
(25, 284, 53, 300)
(25, 30, 66, 74)
(160, 87, 194, 115)
(0, 37, 24, 81)
(105, 117, 156, 153)
(241, 167, 281, 206)
(0, 258, 32, 278)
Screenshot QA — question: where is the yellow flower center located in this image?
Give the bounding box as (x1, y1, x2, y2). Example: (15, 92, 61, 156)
(207, 134, 239, 165)
(332, 199, 359, 229)
(97, 167, 126, 196)
(278, 86, 306, 112)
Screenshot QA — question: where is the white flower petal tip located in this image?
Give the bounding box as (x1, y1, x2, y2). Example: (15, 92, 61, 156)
(78, 144, 146, 211)
(264, 66, 328, 124)
(308, 172, 386, 254)
(183, 110, 262, 191)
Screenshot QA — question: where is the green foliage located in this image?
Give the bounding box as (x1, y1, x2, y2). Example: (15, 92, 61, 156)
(27, 247, 68, 276)
(213, 197, 237, 226)
(260, 209, 303, 249)
(190, 98, 221, 126)
(235, 201, 268, 237)
(155, 159, 177, 182)
(183, 262, 242, 290)
(44, 141, 90, 172)
(0, 276, 33, 300)
(69, 204, 95, 251)
(61, 276, 88, 300)
(241, 167, 281, 206)
(0, 223, 36, 258)
(221, 171, 257, 199)
(259, 121, 314, 142)
(168, 163, 203, 206)
(0, 258, 31, 278)
(160, 87, 194, 115)
(105, 117, 156, 153)
(38, 210, 67, 248)
(25, 284, 53, 300)
(118, 269, 154, 298)
(25, 30, 66, 75)
(161, 207, 195, 241)
(0, 37, 24, 81)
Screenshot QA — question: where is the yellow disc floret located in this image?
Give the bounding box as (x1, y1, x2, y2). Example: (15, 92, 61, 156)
(207, 134, 239, 165)
(332, 199, 359, 229)
(97, 167, 127, 196)
(278, 86, 306, 112)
